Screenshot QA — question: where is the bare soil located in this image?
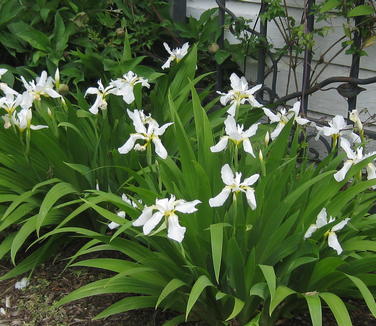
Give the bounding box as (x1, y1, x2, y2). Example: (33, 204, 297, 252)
(0, 251, 375, 326)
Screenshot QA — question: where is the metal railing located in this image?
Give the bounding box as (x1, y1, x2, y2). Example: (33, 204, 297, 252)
(171, 0, 376, 117)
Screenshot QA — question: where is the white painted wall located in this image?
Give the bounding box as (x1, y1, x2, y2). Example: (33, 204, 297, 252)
(187, 0, 376, 120)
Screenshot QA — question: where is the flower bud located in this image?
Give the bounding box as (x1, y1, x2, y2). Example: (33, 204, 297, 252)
(58, 84, 69, 95)
(264, 131, 270, 146)
(116, 27, 125, 37)
(208, 43, 220, 53)
(259, 149, 263, 161)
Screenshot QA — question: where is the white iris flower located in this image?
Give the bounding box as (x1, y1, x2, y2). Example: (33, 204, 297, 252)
(118, 109, 173, 159)
(304, 208, 350, 255)
(217, 73, 262, 116)
(108, 194, 141, 230)
(315, 115, 360, 144)
(334, 138, 376, 183)
(210, 115, 259, 157)
(209, 164, 259, 209)
(161, 42, 189, 70)
(12, 108, 48, 132)
(263, 101, 309, 140)
(85, 80, 115, 114)
(133, 195, 201, 242)
(20, 71, 61, 109)
(110, 71, 150, 104)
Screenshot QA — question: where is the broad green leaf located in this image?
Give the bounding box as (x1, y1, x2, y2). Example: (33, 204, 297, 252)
(186, 275, 214, 320)
(347, 5, 374, 17)
(319, 292, 352, 326)
(56, 277, 157, 307)
(8, 21, 51, 51)
(36, 182, 77, 233)
(269, 286, 296, 315)
(342, 238, 376, 252)
(156, 278, 186, 308)
(249, 282, 268, 299)
(304, 293, 322, 326)
(345, 274, 376, 317)
(0, 232, 16, 260)
(70, 258, 138, 273)
(225, 297, 244, 321)
(210, 223, 224, 283)
(320, 0, 341, 13)
(94, 296, 156, 320)
(244, 312, 261, 326)
(259, 265, 276, 300)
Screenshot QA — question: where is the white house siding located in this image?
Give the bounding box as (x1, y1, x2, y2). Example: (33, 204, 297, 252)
(187, 0, 376, 121)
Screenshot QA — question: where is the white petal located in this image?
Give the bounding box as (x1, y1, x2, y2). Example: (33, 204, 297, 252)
(327, 232, 343, 255)
(242, 138, 255, 157)
(339, 138, 356, 160)
(210, 137, 229, 152)
(242, 173, 259, 186)
(143, 211, 164, 235)
(270, 123, 285, 140)
(108, 221, 120, 230)
(249, 84, 262, 94)
(152, 138, 168, 159)
(221, 164, 235, 185)
(304, 224, 318, 239)
(163, 42, 172, 55)
(88, 95, 103, 114)
(155, 122, 174, 136)
(220, 93, 231, 106)
(245, 188, 257, 210)
(224, 115, 237, 135)
(334, 160, 353, 182)
(263, 108, 280, 123)
(118, 134, 144, 154)
(315, 208, 329, 228)
(291, 101, 301, 115)
(243, 123, 259, 138)
(332, 115, 347, 130)
(331, 218, 350, 232)
(120, 85, 135, 104)
(0, 68, 8, 78)
(45, 88, 61, 99)
(209, 187, 231, 207)
(132, 110, 147, 134)
(162, 57, 173, 70)
(295, 116, 310, 125)
(30, 124, 48, 130)
(227, 101, 237, 116)
(133, 206, 154, 227)
(229, 73, 241, 90)
(167, 214, 186, 242)
(249, 97, 263, 108)
(366, 163, 376, 182)
(175, 200, 201, 213)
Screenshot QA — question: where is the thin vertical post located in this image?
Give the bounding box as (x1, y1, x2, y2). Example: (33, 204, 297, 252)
(216, 0, 226, 91)
(348, 0, 364, 113)
(257, 0, 268, 88)
(170, 0, 187, 24)
(300, 0, 315, 116)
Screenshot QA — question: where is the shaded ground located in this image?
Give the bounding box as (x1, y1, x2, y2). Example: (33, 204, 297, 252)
(0, 253, 375, 326)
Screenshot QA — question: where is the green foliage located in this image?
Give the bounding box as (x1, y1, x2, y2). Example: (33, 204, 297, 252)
(0, 45, 370, 325)
(0, 0, 169, 83)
